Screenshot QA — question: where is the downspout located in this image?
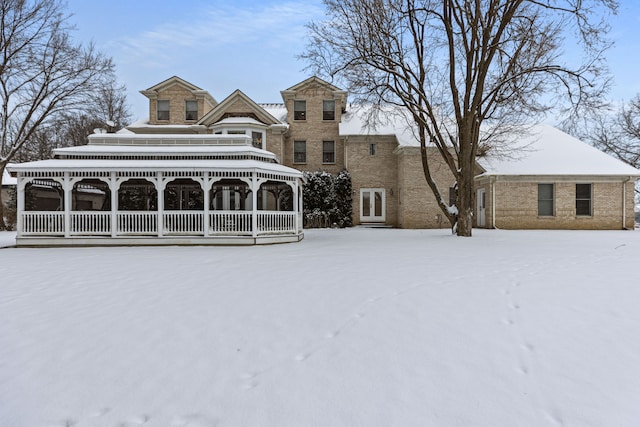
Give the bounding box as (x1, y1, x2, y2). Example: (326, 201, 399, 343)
(623, 177, 630, 229)
(491, 176, 496, 229)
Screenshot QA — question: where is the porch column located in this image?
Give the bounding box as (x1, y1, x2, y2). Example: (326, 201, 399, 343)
(110, 172, 117, 238)
(63, 172, 71, 238)
(157, 172, 164, 237)
(203, 172, 210, 237)
(299, 182, 304, 232)
(252, 171, 258, 238)
(293, 180, 299, 232)
(16, 178, 25, 237)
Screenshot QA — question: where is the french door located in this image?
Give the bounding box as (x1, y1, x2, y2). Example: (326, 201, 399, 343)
(360, 188, 385, 222)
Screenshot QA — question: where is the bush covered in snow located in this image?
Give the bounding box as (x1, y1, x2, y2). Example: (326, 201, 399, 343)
(303, 170, 352, 228)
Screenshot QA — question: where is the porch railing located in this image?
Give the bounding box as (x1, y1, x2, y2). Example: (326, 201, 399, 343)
(71, 212, 111, 235)
(163, 211, 203, 235)
(117, 212, 157, 235)
(209, 211, 252, 235)
(21, 212, 64, 235)
(19, 210, 300, 238)
(258, 212, 296, 234)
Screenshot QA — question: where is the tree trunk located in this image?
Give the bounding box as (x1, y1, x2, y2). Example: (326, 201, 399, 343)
(456, 122, 476, 237)
(456, 170, 474, 237)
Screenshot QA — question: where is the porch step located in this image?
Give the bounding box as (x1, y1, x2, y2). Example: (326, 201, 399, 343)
(357, 223, 393, 228)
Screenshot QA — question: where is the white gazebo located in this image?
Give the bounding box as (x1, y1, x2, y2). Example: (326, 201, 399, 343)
(8, 134, 304, 246)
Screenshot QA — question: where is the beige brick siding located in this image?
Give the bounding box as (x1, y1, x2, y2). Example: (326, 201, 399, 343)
(396, 147, 457, 228)
(345, 136, 399, 226)
(147, 84, 215, 125)
(475, 177, 636, 229)
(281, 82, 345, 174)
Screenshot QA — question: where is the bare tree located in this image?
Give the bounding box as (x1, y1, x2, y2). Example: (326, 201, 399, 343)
(302, 0, 616, 236)
(0, 0, 115, 229)
(569, 96, 640, 200)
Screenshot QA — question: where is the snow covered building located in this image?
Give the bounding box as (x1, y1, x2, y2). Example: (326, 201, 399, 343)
(7, 76, 640, 246)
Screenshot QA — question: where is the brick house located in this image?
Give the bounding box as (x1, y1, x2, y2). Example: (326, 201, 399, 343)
(8, 75, 640, 245)
(106, 75, 640, 230)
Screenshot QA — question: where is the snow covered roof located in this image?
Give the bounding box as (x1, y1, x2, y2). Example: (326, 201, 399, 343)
(8, 159, 302, 177)
(212, 117, 265, 126)
(478, 124, 640, 177)
(2, 165, 17, 186)
(54, 143, 276, 159)
(339, 107, 422, 146)
(259, 104, 288, 124)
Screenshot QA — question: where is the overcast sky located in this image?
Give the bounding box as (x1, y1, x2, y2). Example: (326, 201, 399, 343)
(65, 0, 640, 121)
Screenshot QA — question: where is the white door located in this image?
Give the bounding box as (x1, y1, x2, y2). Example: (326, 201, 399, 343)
(360, 188, 385, 222)
(477, 188, 486, 227)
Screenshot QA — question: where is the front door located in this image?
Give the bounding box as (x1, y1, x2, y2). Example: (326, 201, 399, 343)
(360, 188, 385, 223)
(477, 188, 486, 227)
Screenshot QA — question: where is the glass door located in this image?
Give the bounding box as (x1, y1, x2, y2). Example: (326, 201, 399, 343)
(360, 188, 385, 222)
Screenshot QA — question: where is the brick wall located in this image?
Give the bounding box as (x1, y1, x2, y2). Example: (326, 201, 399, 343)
(345, 136, 399, 226)
(281, 82, 345, 174)
(396, 147, 457, 228)
(148, 85, 214, 125)
(477, 178, 636, 229)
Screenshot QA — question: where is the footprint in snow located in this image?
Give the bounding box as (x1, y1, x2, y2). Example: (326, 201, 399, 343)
(171, 413, 218, 427)
(240, 372, 259, 390)
(127, 414, 150, 424)
(295, 352, 310, 362)
(89, 407, 111, 417)
(325, 330, 340, 339)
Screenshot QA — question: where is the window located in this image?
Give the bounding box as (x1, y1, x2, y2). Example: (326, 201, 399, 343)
(252, 131, 263, 149)
(538, 183, 554, 216)
(449, 187, 456, 207)
(294, 100, 306, 120)
(185, 100, 198, 120)
(323, 100, 335, 121)
(322, 140, 335, 163)
(294, 140, 306, 163)
(576, 183, 592, 216)
(369, 143, 376, 156)
(157, 100, 170, 121)
(227, 130, 245, 135)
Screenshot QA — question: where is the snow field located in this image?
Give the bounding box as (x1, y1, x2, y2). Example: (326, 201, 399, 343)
(1, 228, 639, 426)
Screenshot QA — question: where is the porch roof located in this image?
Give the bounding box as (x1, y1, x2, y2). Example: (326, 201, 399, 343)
(8, 159, 303, 178)
(53, 142, 278, 161)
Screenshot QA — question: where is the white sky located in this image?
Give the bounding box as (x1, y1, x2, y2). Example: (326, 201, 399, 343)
(65, 0, 640, 121)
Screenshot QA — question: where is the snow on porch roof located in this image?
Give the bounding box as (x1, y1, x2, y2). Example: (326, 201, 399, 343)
(8, 159, 303, 178)
(2, 165, 17, 186)
(478, 124, 640, 177)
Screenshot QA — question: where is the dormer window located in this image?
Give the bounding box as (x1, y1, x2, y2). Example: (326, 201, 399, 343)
(185, 100, 198, 121)
(157, 100, 170, 121)
(294, 100, 306, 120)
(323, 100, 335, 121)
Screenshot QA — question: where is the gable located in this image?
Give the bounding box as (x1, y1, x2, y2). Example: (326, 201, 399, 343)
(281, 76, 347, 104)
(197, 90, 282, 126)
(140, 76, 217, 105)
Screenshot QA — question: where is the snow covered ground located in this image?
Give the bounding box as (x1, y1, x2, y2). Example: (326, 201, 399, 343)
(1, 228, 640, 427)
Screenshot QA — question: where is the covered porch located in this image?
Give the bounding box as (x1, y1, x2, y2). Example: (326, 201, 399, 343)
(11, 166, 303, 246)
